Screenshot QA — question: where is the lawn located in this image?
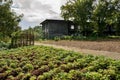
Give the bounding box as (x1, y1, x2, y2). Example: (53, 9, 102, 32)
(0, 46, 120, 80)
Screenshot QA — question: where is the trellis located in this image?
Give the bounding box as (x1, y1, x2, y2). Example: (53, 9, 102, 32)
(11, 31, 34, 48)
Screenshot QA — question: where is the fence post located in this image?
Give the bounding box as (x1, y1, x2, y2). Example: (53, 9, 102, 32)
(11, 31, 34, 48)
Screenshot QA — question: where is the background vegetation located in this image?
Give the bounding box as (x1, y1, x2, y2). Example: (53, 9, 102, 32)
(0, 1, 22, 50)
(61, 0, 120, 37)
(0, 1, 22, 42)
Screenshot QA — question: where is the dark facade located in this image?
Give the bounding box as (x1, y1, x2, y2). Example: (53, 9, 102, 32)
(41, 19, 77, 39)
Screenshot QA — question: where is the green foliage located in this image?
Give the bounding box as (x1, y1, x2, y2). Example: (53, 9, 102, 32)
(10, 63, 17, 68)
(0, 46, 120, 79)
(11, 31, 22, 38)
(0, 32, 11, 42)
(21, 26, 44, 41)
(0, 41, 10, 50)
(52, 35, 120, 41)
(54, 36, 61, 41)
(62, 35, 73, 40)
(22, 73, 31, 80)
(30, 76, 36, 80)
(23, 64, 34, 72)
(0, 1, 22, 40)
(85, 72, 102, 80)
(33, 26, 43, 40)
(61, 0, 120, 36)
(61, 0, 94, 36)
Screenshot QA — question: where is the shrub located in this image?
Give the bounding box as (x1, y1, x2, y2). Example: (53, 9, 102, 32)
(63, 35, 73, 40)
(0, 41, 10, 50)
(54, 36, 60, 41)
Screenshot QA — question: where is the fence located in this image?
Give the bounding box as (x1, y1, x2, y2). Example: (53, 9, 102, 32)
(11, 31, 34, 48)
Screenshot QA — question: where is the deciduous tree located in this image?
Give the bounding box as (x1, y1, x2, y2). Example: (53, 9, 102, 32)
(0, 1, 22, 41)
(61, 0, 120, 36)
(61, 0, 94, 36)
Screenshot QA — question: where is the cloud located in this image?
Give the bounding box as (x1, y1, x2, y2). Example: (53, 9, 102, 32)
(12, 0, 67, 29)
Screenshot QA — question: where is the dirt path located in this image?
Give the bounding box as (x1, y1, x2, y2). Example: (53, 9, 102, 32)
(35, 42, 120, 60)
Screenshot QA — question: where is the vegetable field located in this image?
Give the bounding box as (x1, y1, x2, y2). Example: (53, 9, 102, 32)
(0, 46, 120, 80)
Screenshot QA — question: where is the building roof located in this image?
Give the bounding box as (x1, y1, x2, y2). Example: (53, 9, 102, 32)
(40, 19, 73, 24)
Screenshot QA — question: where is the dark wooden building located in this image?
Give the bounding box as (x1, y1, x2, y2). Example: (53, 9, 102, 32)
(41, 19, 77, 39)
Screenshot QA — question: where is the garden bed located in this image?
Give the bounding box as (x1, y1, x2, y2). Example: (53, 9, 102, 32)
(0, 46, 120, 80)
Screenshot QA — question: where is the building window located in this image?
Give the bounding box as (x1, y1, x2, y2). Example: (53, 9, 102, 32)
(71, 25, 75, 30)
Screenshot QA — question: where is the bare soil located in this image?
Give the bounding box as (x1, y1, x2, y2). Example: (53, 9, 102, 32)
(35, 40, 120, 60)
(41, 40, 120, 53)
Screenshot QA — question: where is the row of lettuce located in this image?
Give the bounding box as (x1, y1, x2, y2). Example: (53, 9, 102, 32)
(0, 46, 120, 80)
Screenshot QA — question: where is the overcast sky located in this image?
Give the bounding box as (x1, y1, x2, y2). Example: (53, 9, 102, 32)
(12, 0, 67, 29)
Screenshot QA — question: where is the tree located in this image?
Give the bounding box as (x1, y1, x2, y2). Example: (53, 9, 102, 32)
(61, 0, 120, 36)
(0, 1, 22, 41)
(23, 26, 43, 40)
(92, 0, 120, 36)
(61, 0, 94, 36)
(112, 0, 120, 35)
(33, 26, 43, 40)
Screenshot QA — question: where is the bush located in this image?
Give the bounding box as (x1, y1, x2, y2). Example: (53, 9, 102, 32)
(54, 36, 61, 41)
(0, 41, 10, 50)
(63, 35, 73, 40)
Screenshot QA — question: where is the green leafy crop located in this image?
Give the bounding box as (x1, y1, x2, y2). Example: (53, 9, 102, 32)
(0, 46, 120, 80)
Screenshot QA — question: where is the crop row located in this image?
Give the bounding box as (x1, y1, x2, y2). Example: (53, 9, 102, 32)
(0, 46, 120, 80)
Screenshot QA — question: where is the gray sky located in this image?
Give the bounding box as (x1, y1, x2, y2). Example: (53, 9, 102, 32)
(12, 0, 67, 29)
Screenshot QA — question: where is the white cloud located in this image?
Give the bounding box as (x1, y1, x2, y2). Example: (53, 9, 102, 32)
(12, 0, 67, 29)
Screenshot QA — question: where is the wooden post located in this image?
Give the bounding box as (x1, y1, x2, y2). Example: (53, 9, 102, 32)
(29, 31, 31, 45)
(32, 31, 34, 45)
(26, 32, 28, 46)
(10, 30, 35, 48)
